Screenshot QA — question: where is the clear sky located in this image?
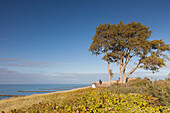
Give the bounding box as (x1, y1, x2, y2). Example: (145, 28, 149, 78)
(0, 0, 169, 84)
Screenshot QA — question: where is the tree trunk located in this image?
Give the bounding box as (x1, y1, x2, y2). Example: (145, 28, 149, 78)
(107, 60, 111, 85)
(106, 52, 111, 85)
(123, 77, 127, 84)
(119, 60, 122, 83)
(123, 68, 126, 84)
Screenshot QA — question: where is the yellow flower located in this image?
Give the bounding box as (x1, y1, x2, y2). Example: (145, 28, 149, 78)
(56, 106, 59, 109)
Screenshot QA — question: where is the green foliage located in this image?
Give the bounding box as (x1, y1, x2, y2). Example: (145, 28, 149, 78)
(127, 77, 151, 86)
(89, 21, 170, 82)
(7, 87, 169, 113)
(108, 78, 170, 106)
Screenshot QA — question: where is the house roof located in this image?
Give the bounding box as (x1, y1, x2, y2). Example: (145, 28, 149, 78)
(91, 81, 117, 88)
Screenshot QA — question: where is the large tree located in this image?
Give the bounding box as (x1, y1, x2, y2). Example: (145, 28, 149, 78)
(89, 21, 170, 84)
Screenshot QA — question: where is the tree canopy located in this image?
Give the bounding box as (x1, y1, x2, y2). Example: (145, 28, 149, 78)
(89, 21, 170, 83)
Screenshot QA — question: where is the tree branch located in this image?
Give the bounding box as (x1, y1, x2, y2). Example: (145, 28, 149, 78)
(122, 50, 131, 73)
(126, 62, 141, 78)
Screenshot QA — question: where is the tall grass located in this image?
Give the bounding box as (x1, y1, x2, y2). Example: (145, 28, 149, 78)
(107, 77, 170, 106)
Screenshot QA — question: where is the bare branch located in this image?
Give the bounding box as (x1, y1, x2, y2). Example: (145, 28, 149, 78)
(126, 62, 141, 78)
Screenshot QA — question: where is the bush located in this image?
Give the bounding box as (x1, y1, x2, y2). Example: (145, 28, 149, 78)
(127, 77, 151, 86)
(107, 77, 170, 106)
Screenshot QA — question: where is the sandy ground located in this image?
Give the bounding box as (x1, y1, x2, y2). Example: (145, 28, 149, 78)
(0, 86, 91, 112)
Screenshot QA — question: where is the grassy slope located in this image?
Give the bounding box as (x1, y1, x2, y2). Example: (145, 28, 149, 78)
(0, 86, 90, 112)
(6, 87, 169, 112)
(0, 78, 169, 112)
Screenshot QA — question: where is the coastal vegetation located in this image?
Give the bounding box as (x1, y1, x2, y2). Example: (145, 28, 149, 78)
(106, 77, 170, 106)
(1, 77, 169, 112)
(89, 21, 170, 84)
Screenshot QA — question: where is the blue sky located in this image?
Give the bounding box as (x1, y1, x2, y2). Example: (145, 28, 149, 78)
(0, 0, 169, 84)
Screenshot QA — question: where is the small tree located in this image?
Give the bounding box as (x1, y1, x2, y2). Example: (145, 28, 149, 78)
(89, 21, 170, 83)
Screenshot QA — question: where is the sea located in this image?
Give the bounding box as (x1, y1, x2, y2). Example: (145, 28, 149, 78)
(0, 84, 90, 100)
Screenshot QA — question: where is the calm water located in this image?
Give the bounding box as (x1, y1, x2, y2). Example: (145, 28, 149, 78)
(0, 84, 90, 100)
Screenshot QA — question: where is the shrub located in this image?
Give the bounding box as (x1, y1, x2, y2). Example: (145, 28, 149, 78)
(107, 77, 170, 106)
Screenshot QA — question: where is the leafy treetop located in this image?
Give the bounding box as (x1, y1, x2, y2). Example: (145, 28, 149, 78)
(89, 21, 170, 83)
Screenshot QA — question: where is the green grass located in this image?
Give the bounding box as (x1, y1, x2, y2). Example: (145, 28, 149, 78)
(6, 88, 169, 113)
(0, 87, 89, 112)
(1, 78, 170, 113)
(107, 77, 170, 106)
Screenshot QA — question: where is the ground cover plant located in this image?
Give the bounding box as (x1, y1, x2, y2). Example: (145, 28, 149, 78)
(6, 86, 169, 113)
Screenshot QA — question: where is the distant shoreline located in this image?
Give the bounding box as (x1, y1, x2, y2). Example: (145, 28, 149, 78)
(0, 86, 91, 112)
(0, 84, 90, 100)
(0, 85, 91, 100)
